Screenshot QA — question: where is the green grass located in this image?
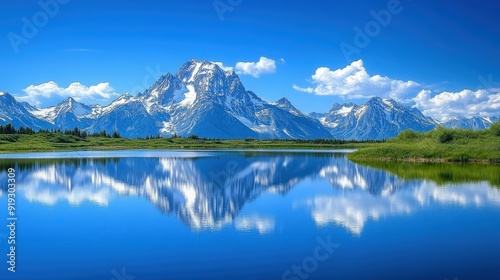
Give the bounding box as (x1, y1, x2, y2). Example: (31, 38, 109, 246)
(0, 132, 373, 153)
(349, 123, 500, 163)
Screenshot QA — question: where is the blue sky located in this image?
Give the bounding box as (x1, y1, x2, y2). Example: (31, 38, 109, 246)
(1, 0, 499, 120)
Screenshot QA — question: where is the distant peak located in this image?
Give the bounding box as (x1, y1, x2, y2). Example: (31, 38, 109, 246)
(329, 101, 356, 112)
(368, 96, 383, 102)
(153, 72, 176, 84)
(276, 97, 291, 105)
(367, 96, 397, 107)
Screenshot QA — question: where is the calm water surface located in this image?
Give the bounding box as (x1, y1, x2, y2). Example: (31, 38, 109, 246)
(0, 150, 499, 280)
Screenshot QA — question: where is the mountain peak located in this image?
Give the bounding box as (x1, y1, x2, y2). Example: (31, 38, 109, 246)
(52, 96, 92, 117)
(0, 91, 13, 98)
(328, 102, 356, 115)
(117, 93, 133, 100)
(367, 96, 385, 103)
(61, 97, 77, 105)
(276, 97, 292, 106)
(0, 92, 18, 105)
(140, 71, 185, 108)
(366, 97, 399, 109)
(273, 97, 304, 117)
(176, 59, 227, 84)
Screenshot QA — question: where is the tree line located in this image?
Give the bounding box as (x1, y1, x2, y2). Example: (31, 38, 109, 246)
(0, 124, 121, 138)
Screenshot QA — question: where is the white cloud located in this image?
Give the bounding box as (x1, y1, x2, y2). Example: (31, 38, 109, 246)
(213, 62, 234, 72)
(292, 84, 313, 93)
(293, 60, 419, 100)
(413, 88, 500, 122)
(20, 81, 120, 107)
(235, 57, 277, 78)
(235, 215, 275, 234)
(305, 181, 500, 235)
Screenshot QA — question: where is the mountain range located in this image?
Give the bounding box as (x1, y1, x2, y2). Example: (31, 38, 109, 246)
(0, 59, 498, 140)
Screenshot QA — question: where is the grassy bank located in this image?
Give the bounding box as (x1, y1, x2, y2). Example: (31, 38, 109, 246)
(349, 123, 500, 163)
(0, 132, 374, 153)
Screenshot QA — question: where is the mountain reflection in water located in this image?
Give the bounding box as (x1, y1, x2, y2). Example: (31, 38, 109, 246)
(1, 151, 499, 235)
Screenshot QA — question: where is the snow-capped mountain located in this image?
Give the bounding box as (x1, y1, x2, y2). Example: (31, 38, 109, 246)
(1, 60, 498, 139)
(442, 116, 499, 130)
(88, 95, 160, 138)
(135, 59, 332, 139)
(0, 91, 53, 129)
(10, 60, 330, 138)
(29, 97, 94, 129)
(311, 97, 437, 140)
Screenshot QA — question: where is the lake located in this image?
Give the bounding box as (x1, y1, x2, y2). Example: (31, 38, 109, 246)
(0, 150, 499, 280)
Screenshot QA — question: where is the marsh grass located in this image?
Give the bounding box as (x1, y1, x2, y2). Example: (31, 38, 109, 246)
(349, 123, 500, 162)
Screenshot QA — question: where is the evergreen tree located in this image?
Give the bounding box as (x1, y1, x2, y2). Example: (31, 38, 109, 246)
(72, 127, 81, 137)
(4, 124, 14, 134)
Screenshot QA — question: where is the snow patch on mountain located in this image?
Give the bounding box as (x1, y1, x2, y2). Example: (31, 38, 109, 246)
(336, 106, 354, 116)
(180, 85, 197, 107)
(188, 62, 202, 83)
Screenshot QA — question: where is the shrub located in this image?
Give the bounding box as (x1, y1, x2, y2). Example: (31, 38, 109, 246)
(490, 121, 500, 137)
(0, 135, 19, 142)
(50, 135, 75, 143)
(397, 129, 419, 140)
(436, 128, 454, 143)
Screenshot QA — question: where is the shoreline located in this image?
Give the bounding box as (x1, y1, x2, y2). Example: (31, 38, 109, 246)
(1, 145, 498, 164)
(1, 126, 499, 163)
(348, 156, 500, 164)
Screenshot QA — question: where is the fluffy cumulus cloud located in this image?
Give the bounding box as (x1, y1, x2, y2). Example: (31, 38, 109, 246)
(20, 81, 120, 107)
(293, 60, 419, 101)
(413, 88, 500, 122)
(235, 56, 277, 78)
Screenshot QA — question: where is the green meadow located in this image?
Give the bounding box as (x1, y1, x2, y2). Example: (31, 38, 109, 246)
(0, 132, 373, 152)
(348, 123, 500, 163)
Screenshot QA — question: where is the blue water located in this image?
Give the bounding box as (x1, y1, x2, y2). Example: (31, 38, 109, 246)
(0, 150, 499, 280)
